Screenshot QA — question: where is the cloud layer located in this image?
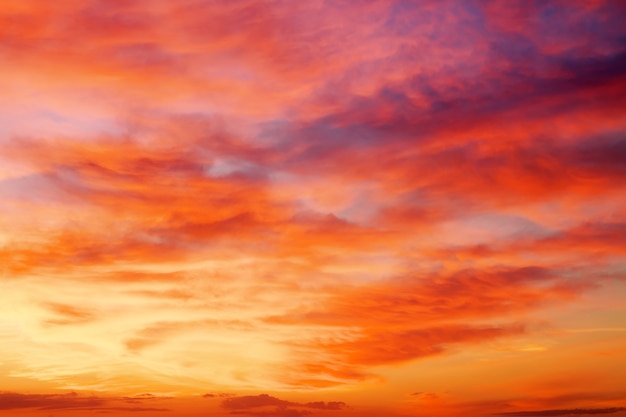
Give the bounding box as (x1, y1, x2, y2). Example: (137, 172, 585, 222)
(0, 1, 625, 416)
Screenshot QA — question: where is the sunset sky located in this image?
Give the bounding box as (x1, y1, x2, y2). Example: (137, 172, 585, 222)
(1, 1, 626, 416)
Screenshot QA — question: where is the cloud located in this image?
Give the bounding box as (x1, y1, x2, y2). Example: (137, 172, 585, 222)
(221, 394, 347, 416)
(425, 220, 626, 282)
(268, 265, 577, 369)
(222, 394, 295, 409)
(409, 392, 441, 400)
(496, 408, 626, 416)
(229, 409, 312, 417)
(204, 392, 235, 398)
(265, 263, 616, 386)
(268, 266, 566, 325)
(303, 401, 347, 410)
(0, 392, 103, 410)
(323, 324, 525, 366)
(0, 120, 287, 276)
(123, 393, 173, 403)
(43, 302, 95, 326)
(0, 392, 170, 412)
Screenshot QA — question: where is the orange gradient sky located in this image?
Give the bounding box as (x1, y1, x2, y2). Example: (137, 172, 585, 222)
(1, 1, 626, 416)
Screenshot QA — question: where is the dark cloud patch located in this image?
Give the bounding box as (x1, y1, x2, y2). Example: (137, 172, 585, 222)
(221, 394, 347, 416)
(409, 392, 440, 400)
(203, 392, 235, 398)
(0, 392, 104, 410)
(282, 44, 626, 169)
(229, 408, 312, 417)
(222, 394, 295, 410)
(567, 135, 626, 177)
(0, 392, 171, 412)
(556, 50, 626, 89)
(304, 401, 347, 410)
(496, 407, 626, 416)
(123, 393, 173, 404)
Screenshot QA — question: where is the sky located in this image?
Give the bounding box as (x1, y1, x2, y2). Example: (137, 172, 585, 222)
(0, 0, 625, 416)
